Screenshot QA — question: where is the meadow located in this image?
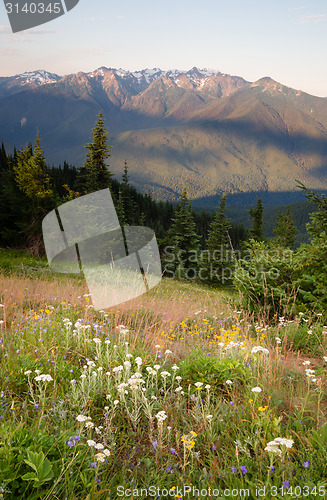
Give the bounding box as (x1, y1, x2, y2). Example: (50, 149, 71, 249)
(0, 249, 327, 500)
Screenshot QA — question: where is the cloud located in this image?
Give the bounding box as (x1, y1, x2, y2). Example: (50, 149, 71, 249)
(0, 47, 18, 56)
(0, 25, 11, 34)
(296, 13, 327, 24)
(115, 16, 126, 20)
(0, 24, 54, 39)
(64, 47, 109, 56)
(288, 6, 305, 11)
(82, 17, 105, 22)
(23, 28, 55, 34)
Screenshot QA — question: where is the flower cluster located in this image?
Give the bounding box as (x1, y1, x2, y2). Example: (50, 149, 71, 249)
(265, 437, 294, 456)
(251, 346, 269, 355)
(181, 431, 197, 450)
(67, 436, 80, 447)
(34, 374, 53, 383)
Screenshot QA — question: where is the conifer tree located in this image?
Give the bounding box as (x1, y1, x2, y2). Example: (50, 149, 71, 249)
(77, 110, 112, 194)
(14, 132, 53, 201)
(12, 132, 54, 253)
(116, 188, 127, 226)
(249, 198, 264, 241)
(120, 161, 137, 224)
(206, 193, 231, 248)
(203, 193, 234, 284)
(164, 184, 200, 279)
(273, 206, 297, 249)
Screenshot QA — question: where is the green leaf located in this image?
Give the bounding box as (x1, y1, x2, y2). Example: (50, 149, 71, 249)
(22, 472, 38, 482)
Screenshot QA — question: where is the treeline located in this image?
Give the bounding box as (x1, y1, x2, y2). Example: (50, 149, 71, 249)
(0, 111, 250, 256)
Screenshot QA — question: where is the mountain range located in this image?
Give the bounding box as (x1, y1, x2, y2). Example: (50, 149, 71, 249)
(1, 66, 327, 205)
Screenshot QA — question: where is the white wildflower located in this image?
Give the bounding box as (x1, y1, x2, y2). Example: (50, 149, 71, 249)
(112, 366, 123, 373)
(156, 410, 167, 423)
(34, 374, 53, 382)
(273, 438, 294, 448)
(94, 443, 104, 450)
(76, 415, 89, 422)
(94, 452, 106, 462)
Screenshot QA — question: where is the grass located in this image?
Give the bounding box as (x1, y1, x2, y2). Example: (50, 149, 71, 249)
(0, 250, 327, 499)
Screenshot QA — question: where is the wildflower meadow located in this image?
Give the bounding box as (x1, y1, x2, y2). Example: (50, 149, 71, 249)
(0, 250, 327, 500)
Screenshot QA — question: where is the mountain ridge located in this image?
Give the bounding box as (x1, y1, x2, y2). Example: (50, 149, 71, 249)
(0, 67, 326, 205)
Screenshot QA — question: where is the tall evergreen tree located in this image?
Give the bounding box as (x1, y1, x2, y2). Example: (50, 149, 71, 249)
(116, 188, 127, 226)
(12, 132, 54, 254)
(14, 132, 53, 201)
(163, 184, 200, 279)
(206, 193, 231, 248)
(249, 198, 264, 241)
(120, 161, 137, 224)
(203, 193, 234, 284)
(273, 205, 297, 249)
(77, 111, 113, 194)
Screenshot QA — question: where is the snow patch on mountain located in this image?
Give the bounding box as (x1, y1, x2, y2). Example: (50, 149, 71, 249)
(14, 70, 60, 85)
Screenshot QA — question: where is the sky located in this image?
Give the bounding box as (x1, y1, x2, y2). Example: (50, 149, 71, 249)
(0, 0, 327, 96)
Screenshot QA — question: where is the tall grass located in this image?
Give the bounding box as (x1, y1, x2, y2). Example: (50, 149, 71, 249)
(0, 264, 327, 499)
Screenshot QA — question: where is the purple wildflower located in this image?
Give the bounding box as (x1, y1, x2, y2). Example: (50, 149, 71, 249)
(304, 461, 310, 468)
(283, 481, 290, 488)
(152, 440, 158, 451)
(240, 465, 247, 476)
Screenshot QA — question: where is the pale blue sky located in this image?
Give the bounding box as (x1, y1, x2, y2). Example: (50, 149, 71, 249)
(0, 0, 327, 96)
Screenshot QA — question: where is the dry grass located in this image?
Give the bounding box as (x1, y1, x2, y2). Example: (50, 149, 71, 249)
(0, 272, 87, 326)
